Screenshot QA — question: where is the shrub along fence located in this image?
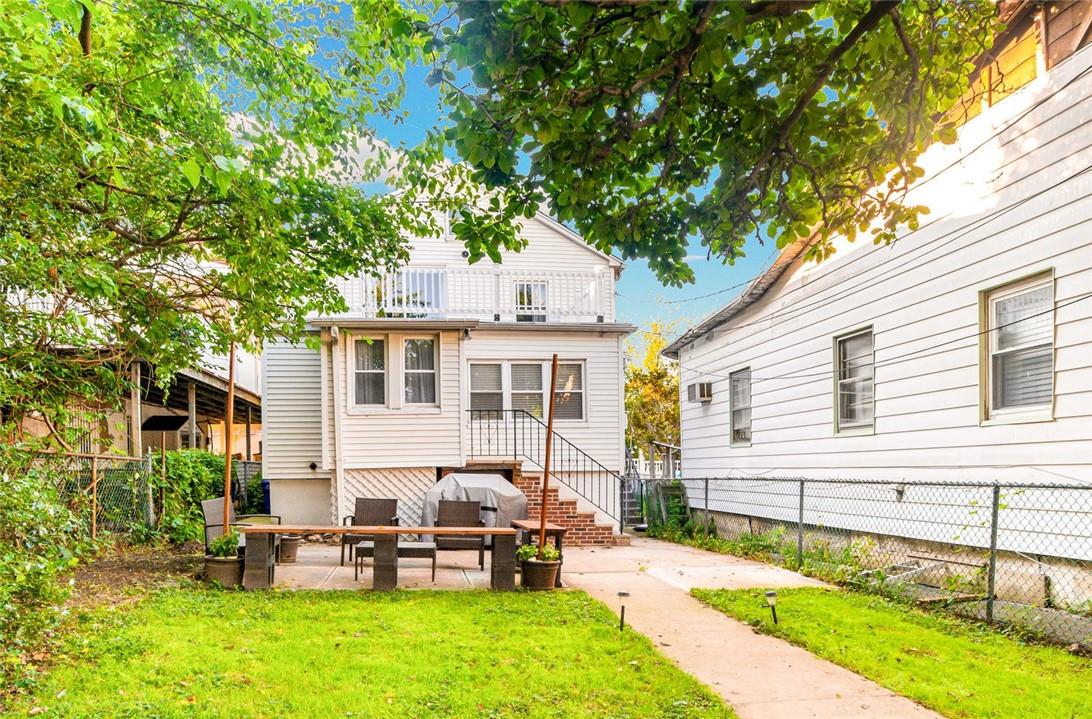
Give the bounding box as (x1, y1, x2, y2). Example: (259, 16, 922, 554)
(639, 477, 1091, 648)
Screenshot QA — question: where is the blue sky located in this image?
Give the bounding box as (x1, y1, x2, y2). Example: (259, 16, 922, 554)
(372, 66, 774, 338)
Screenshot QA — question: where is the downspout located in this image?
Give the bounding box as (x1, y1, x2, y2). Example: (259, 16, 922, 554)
(329, 327, 346, 524)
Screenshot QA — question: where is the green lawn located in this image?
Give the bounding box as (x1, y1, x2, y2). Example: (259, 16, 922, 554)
(693, 587, 1090, 719)
(12, 589, 732, 719)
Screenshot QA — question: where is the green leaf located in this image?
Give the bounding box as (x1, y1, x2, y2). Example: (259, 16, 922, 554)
(181, 158, 201, 189)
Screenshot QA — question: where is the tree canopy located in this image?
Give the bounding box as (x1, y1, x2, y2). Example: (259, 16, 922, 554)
(429, 0, 999, 284)
(0, 0, 434, 440)
(625, 323, 679, 451)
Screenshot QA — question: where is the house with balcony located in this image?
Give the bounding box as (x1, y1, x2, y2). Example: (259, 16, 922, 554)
(261, 212, 634, 543)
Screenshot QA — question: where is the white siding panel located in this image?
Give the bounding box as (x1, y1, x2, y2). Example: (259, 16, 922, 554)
(677, 49, 1092, 487)
(261, 341, 329, 481)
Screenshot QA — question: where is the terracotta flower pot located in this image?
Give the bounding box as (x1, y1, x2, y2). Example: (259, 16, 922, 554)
(520, 559, 560, 590)
(204, 556, 243, 588)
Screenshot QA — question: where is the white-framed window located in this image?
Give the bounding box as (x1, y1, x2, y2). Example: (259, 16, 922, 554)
(467, 360, 585, 421)
(403, 337, 437, 404)
(553, 362, 584, 420)
(985, 275, 1053, 418)
(835, 328, 874, 433)
(511, 363, 544, 416)
(354, 338, 386, 405)
(515, 281, 548, 322)
(729, 368, 751, 446)
(469, 363, 503, 412)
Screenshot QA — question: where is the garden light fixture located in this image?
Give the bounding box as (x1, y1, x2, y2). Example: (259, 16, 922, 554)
(765, 591, 778, 624)
(618, 591, 630, 631)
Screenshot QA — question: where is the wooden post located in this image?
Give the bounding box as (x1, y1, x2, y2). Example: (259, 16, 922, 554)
(159, 431, 167, 524)
(245, 405, 253, 461)
(90, 455, 98, 540)
(129, 362, 143, 458)
(538, 354, 559, 557)
(222, 342, 237, 536)
(187, 382, 197, 449)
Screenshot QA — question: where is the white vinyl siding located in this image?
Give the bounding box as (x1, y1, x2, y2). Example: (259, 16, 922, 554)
(675, 49, 1092, 485)
(261, 341, 328, 481)
(986, 277, 1054, 418)
(835, 329, 875, 433)
(353, 339, 385, 405)
(729, 368, 751, 446)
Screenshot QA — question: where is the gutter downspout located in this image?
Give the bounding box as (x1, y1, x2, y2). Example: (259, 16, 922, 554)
(329, 327, 346, 524)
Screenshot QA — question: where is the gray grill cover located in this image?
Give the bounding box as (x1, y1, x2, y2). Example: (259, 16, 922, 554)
(421, 473, 528, 546)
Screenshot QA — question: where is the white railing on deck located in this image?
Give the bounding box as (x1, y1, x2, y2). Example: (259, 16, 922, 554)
(335, 267, 612, 323)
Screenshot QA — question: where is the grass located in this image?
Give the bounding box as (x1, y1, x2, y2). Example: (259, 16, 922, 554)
(693, 587, 1091, 719)
(11, 588, 733, 719)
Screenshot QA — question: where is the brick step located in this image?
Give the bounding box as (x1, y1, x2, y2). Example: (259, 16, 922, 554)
(515, 474, 617, 546)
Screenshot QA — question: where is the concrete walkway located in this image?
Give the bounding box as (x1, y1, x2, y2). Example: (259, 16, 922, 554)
(563, 538, 940, 719)
(277, 539, 939, 719)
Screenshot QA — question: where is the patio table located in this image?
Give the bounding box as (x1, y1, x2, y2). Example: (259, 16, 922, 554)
(237, 525, 518, 591)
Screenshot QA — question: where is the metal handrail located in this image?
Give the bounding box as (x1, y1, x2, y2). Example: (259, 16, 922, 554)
(467, 409, 634, 527)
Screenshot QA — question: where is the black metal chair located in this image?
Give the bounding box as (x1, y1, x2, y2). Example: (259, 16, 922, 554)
(341, 497, 399, 566)
(434, 499, 485, 571)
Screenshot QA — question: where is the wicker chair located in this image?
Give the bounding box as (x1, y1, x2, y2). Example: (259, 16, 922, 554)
(434, 499, 485, 571)
(201, 497, 281, 557)
(341, 497, 399, 566)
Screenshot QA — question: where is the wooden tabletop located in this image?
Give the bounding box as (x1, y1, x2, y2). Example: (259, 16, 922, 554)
(236, 525, 517, 536)
(511, 519, 568, 534)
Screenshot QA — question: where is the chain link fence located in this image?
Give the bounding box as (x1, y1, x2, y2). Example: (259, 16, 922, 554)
(638, 477, 1092, 648)
(46, 453, 155, 537)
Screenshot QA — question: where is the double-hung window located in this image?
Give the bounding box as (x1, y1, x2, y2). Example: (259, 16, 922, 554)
(403, 338, 437, 404)
(985, 276, 1053, 418)
(469, 364, 503, 413)
(511, 363, 544, 417)
(835, 329, 874, 433)
(515, 281, 548, 323)
(729, 368, 751, 446)
(354, 339, 385, 405)
(553, 363, 584, 420)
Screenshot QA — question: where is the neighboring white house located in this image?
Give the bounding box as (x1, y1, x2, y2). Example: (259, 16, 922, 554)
(665, 10, 1092, 487)
(261, 212, 633, 538)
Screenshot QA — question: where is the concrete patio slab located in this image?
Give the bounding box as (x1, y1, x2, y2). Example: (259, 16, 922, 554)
(274, 544, 491, 590)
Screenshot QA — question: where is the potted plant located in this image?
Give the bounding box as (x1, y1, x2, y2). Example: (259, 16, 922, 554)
(205, 530, 243, 588)
(517, 542, 561, 590)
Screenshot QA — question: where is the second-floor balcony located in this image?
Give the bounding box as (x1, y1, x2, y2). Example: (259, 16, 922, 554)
(332, 267, 615, 324)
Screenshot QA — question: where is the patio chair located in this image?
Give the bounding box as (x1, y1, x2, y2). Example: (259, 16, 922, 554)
(434, 499, 485, 571)
(341, 497, 399, 566)
(201, 497, 281, 557)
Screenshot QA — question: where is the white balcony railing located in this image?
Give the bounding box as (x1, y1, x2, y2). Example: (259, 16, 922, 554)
(333, 267, 613, 323)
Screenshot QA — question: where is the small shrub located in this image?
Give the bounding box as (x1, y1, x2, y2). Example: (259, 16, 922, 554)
(517, 543, 560, 562)
(207, 531, 239, 558)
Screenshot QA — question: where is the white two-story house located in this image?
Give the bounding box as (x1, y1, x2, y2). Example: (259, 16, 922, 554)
(666, 5, 1092, 487)
(261, 212, 633, 542)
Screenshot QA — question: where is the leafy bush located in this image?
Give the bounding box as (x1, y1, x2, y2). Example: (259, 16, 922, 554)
(152, 450, 231, 544)
(0, 450, 89, 698)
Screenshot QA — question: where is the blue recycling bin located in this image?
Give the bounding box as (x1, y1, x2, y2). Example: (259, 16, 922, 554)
(261, 479, 271, 515)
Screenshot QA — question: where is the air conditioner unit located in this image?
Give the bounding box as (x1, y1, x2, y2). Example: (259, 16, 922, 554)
(687, 382, 713, 403)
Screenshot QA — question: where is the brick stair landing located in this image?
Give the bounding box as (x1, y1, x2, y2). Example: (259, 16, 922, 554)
(454, 460, 627, 546)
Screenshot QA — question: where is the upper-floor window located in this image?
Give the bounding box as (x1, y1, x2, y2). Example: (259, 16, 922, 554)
(404, 338, 437, 404)
(984, 276, 1053, 419)
(835, 328, 874, 434)
(515, 281, 548, 323)
(354, 339, 385, 405)
(729, 368, 751, 446)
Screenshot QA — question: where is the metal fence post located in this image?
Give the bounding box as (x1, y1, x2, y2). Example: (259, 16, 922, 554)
(90, 456, 98, 540)
(986, 483, 1001, 624)
(797, 480, 805, 568)
(704, 478, 710, 525)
